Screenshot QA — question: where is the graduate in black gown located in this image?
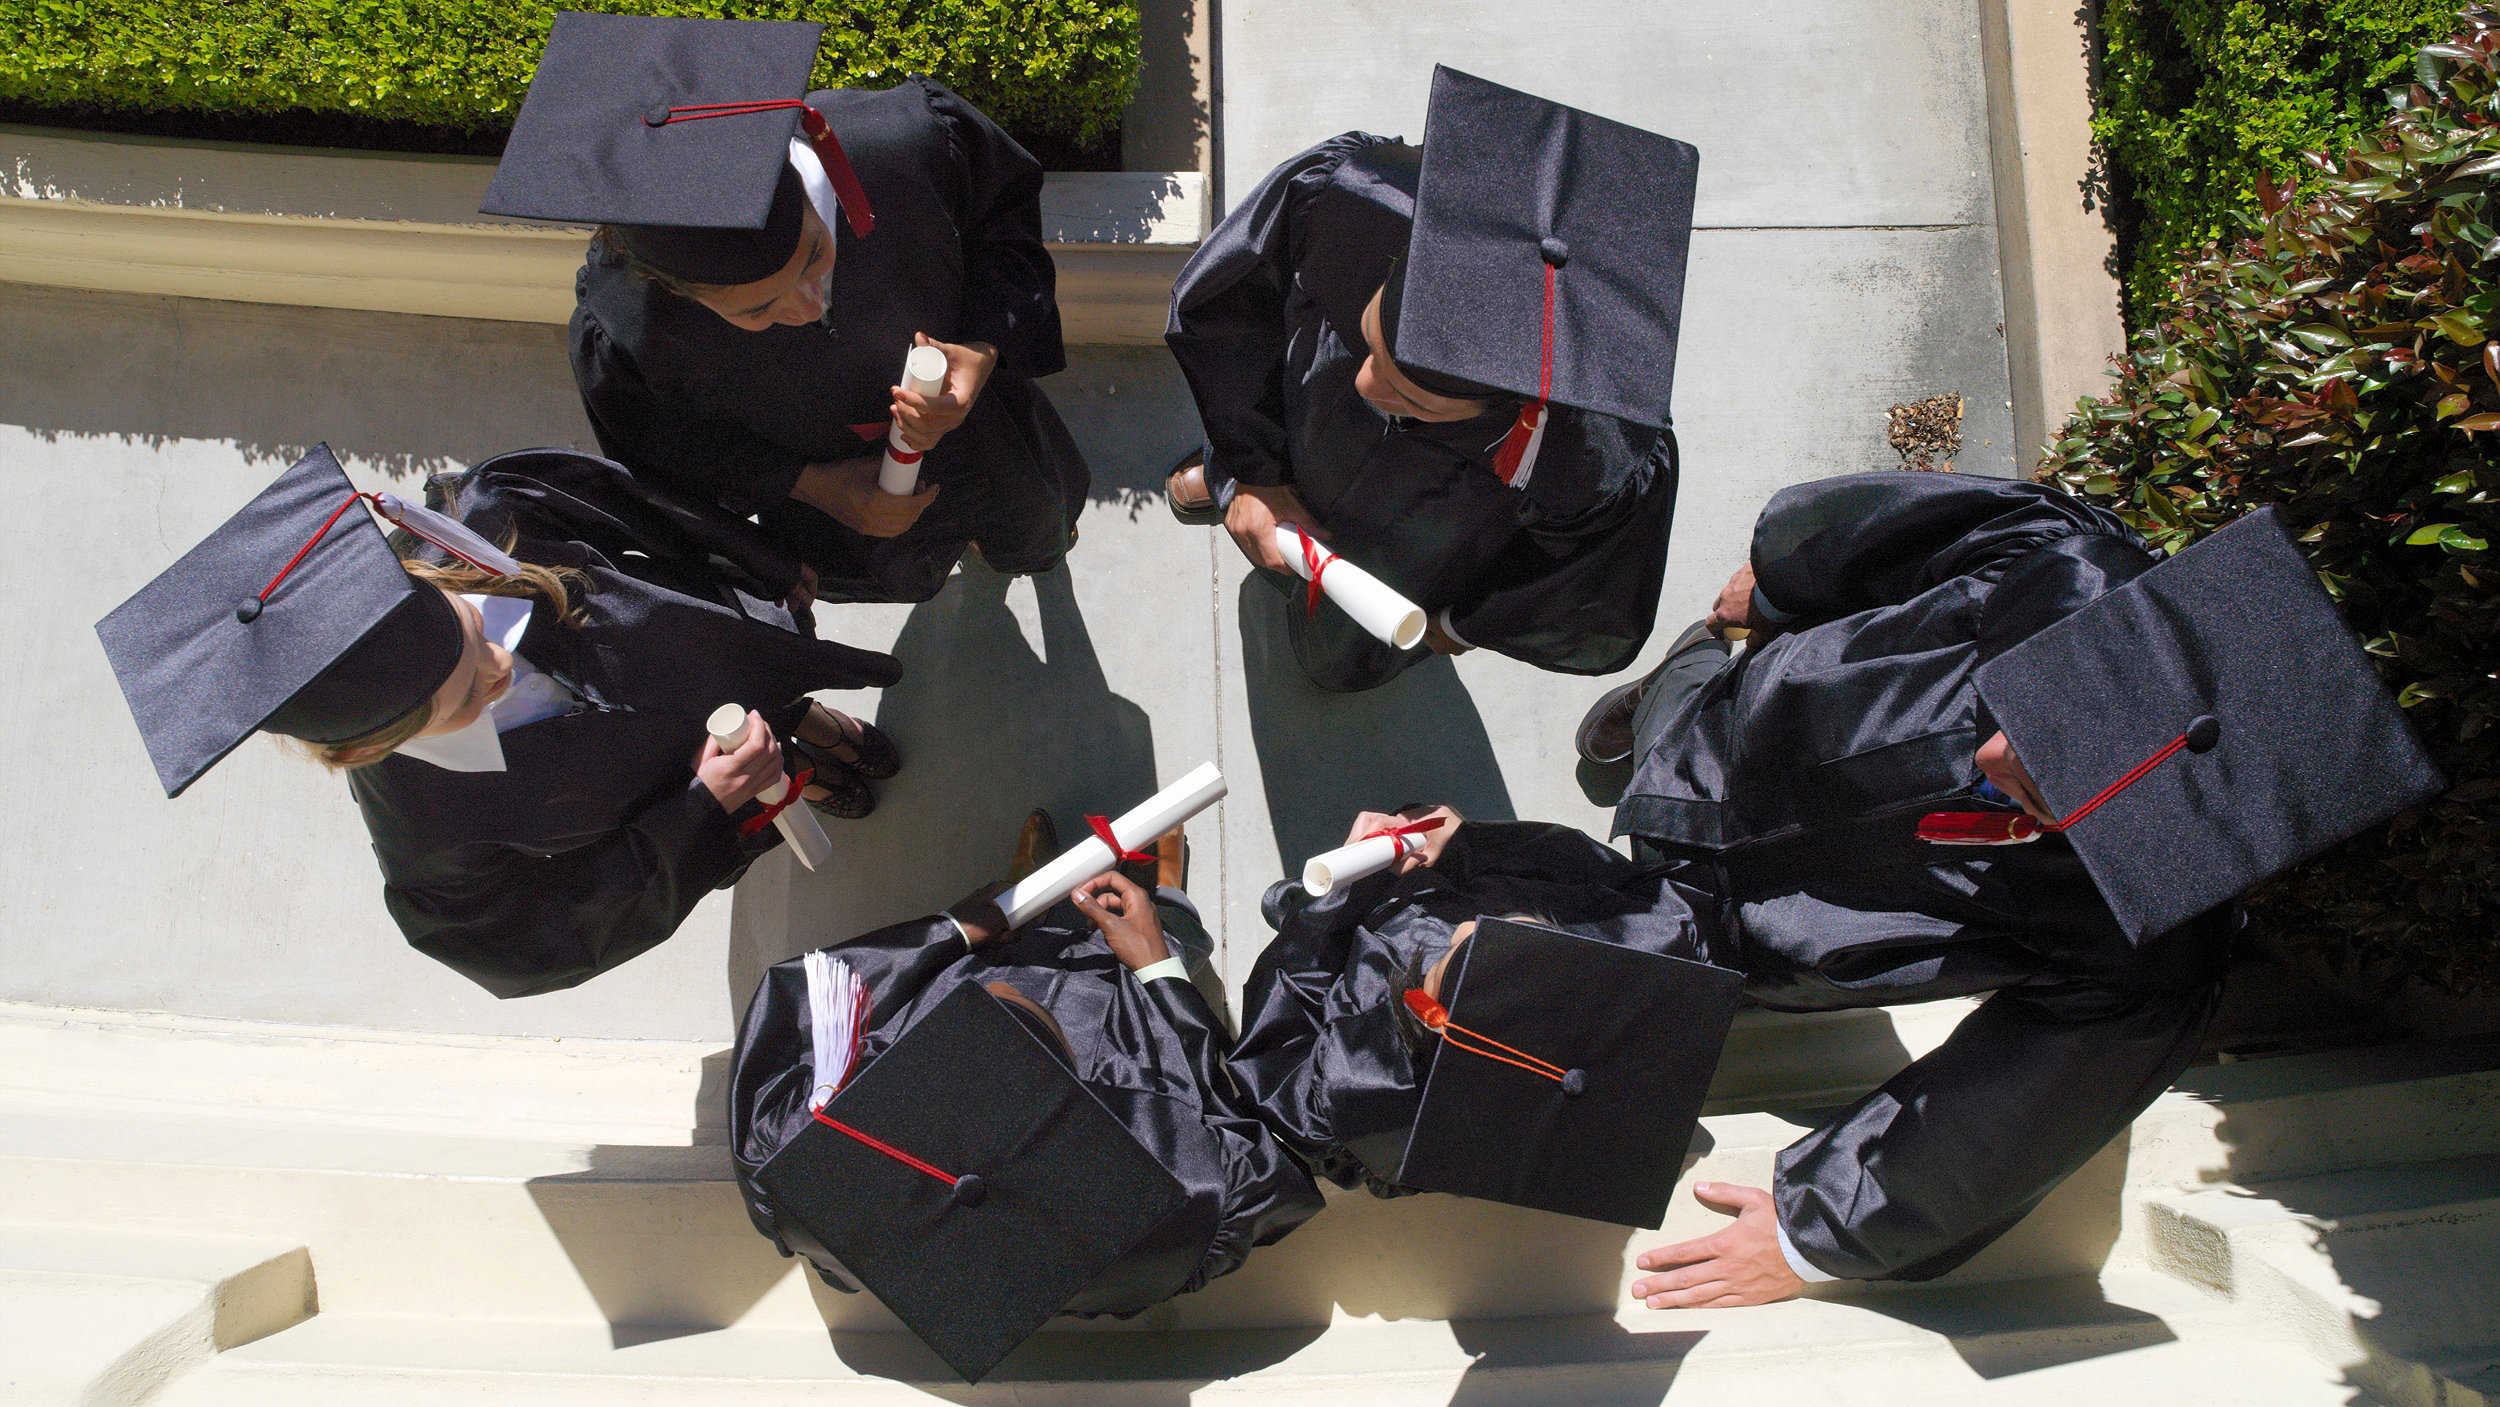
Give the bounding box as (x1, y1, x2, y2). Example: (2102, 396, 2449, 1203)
(730, 828, 1323, 1379)
(1164, 68, 1697, 691)
(483, 13, 1088, 605)
(97, 444, 904, 998)
(1537, 470, 2443, 1305)
(1230, 806, 1715, 1202)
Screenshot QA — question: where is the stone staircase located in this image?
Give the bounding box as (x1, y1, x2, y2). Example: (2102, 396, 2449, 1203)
(2, 1000, 2493, 1405)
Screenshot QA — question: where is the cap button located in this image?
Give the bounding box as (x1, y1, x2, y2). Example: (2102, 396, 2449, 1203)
(642, 104, 673, 128)
(1539, 236, 1570, 267)
(950, 1173, 987, 1207)
(1560, 1068, 1587, 1097)
(2185, 715, 2222, 753)
(234, 597, 263, 623)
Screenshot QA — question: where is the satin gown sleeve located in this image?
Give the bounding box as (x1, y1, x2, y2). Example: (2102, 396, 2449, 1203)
(923, 80, 1064, 378)
(1439, 416, 1678, 676)
(384, 775, 757, 999)
(451, 452, 808, 603)
(1748, 472, 2145, 631)
(1164, 133, 1384, 491)
(569, 301, 818, 518)
(1141, 973, 1327, 1292)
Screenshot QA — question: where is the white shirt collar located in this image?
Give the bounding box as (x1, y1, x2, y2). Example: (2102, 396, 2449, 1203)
(391, 595, 545, 774)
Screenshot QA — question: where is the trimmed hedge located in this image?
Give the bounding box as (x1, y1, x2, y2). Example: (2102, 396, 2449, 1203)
(0, 1, 1140, 154)
(2041, 11, 2500, 993)
(2093, 0, 2458, 322)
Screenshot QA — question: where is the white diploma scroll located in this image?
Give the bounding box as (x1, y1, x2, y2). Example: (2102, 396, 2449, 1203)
(998, 762, 1227, 929)
(707, 704, 832, 872)
(877, 343, 951, 496)
(1301, 830, 1424, 897)
(1272, 525, 1428, 650)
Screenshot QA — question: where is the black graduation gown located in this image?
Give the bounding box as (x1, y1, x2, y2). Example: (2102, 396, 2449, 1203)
(1614, 471, 2233, 1281)
(1165, 133, 1677, 691)
(346, 449, 902, 999)
(569, 78, 1089, 605)
(1230, 820, 1704, 1195)
(731, 905, 1325, 1314)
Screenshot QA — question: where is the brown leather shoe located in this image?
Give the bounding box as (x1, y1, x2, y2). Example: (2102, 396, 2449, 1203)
(1166, 453, 1224, 526)
(1156, 826, 1188, 891)
(1011, 808, 1057, 881)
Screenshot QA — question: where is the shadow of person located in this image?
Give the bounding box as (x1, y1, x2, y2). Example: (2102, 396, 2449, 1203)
(726, 557, 1161, 1015)
(1445, 1316, 1703, 1406)
(1236, 576, 1516, 869)
(523, 1144, 794, 1349)
(823, 1315, 1326, 1406)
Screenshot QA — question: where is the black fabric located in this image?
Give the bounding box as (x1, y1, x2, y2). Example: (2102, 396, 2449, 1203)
(758, 983, 1187, 1383)
(97, 443, 466, 796)
(1397, 918, 1740, 1228)
(732, 900, 1323, 1377)
(480, 10, 818, 285)
(1166, 133, 1675, 687)
(570, 77, 1084, 603)
(1605, 470, 2236, 1280)
(1230, 820, 1706, 1201)
(346, 450, 900, 998)
(1394, 67, 1699, 428)
(1976, 506, 2445, 944)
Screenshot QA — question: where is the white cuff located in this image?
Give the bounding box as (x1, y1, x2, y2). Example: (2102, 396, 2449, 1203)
(1434, 607, 1473, 650)
(1130, 956, 1191, 985)
(1775, 1219, 1842, 1283)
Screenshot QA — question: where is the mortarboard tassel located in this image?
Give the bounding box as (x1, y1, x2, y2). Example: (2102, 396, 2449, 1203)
(810, 1105, 988, 1206)
(1402, 988, 1586, 1094)
(1918, 716, 2222, 846)
(1491, 247, 1564, 489)
(649, 100, 875, 239)
(242, 490, 518, 623)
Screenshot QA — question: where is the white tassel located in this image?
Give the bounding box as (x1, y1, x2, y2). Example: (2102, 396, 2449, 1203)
(802, 952, 869, 1112)
(371, 493, 522, 577)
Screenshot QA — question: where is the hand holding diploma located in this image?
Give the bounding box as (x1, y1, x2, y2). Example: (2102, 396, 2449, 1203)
(707, 704, 832, 871)
(998, 763, 1227, 929)
(1272, 523, 1428, 651)
(878, 341, 952, 495)
(1302, 806, 1461, 895)
(888, 332, 997, 455)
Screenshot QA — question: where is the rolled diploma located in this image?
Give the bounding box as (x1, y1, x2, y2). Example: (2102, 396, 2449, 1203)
(878, 343, 951, 496)
(706, 704, 832, 872)
(1300, 830, 1420, 897)
(1272, 526, 1427, 650)
(999, 762, 1227, 929)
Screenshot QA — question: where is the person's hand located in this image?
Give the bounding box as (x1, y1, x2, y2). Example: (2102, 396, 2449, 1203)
(1224, 482, 1329, 574)
(1976, 731, 2055, 822)
(1630, 1182, 1808, 1309)
(1421, 615, 1471, 656)
(1071, 871, 1172, 971)
(785, 561, 819, 615)
(1708, 562, 1762, 639)
(696, 710, 786, 814)
(792, 454, 939, 538)
(947, 880, 1013, 947)
(1344, 804, 1463, 873)
(890, 333, 998, 452)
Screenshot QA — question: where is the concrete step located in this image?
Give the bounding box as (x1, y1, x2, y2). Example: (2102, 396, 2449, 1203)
(0, 1224, 313, 1406)
(149, 1271, 2363, 1407)
(2145, 1154, 2500, 1407)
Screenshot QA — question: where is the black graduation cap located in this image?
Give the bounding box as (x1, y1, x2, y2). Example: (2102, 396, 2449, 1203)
(1393, 918, 1741, 1229)
(479, 11, 874, 286)
(1963, 506, 2446, 944)
(756, 983, 1188, 1383)
(95, 444, 465, 798)
(1383, 66, 1698, 478)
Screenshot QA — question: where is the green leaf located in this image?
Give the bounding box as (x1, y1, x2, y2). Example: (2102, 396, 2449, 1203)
(2427, 311, 2488, 345)
(2434, 471, 2480, 493)
(2438, 526, 2489, 551)
(2408, 522, 2461, 544)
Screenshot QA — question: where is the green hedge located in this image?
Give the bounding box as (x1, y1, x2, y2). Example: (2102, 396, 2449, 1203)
(2093, 0, 2458, 322)
(2042, 12, 2500, 993)
(0, 1, 1140, 152)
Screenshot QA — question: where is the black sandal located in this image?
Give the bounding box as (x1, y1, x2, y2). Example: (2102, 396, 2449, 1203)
(800, 703, 901, 780)
(787, 737, 877, 820)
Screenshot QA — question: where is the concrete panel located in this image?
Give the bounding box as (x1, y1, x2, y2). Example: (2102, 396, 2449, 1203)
(1217, 0, 1997, 229)
(0, 283, 1212, 1042)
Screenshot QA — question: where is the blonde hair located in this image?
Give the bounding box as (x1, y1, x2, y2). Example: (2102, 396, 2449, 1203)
(308, 554, 590, 771)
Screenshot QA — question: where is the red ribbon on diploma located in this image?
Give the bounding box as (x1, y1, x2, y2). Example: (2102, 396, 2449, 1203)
(1086, 814, 1155, 865)
(1297, 527, 1332, 619)
(1360, 816, 1447, 845)
(737, 767, 816, 837)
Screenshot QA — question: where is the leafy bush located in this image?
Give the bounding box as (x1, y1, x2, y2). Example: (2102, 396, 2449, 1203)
(2041, 10, 2500, 993)
(2093, 0, 2458, 321)
(0, 0, 1140, 154)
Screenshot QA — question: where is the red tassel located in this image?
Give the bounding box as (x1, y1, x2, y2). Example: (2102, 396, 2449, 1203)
(1915, 812, 2042, 846)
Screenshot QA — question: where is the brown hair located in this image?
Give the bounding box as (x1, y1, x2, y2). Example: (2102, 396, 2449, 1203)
(307, 554, 590, 771)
